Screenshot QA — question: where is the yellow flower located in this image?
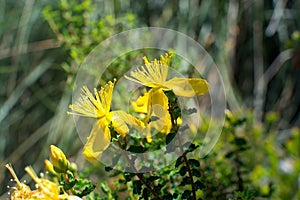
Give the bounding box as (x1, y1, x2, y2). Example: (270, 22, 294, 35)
(68, 80, 143, 161)
(126, 52, 209, 97)
(143, 89, 172, 142)
(5, 164, 69, 200)
(25, 166, 69, 200)
(126, 52, 209, 141)
(5, 163, 32, 199)
(49, 145, 70, 173)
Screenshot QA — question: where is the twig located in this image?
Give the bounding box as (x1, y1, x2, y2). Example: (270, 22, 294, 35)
(178, 134, 197, 200)
(169, 105, 197, 200)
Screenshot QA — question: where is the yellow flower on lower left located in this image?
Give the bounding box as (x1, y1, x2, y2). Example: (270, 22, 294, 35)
(5, 163, 69, 200)
(68, 80, 143, 161)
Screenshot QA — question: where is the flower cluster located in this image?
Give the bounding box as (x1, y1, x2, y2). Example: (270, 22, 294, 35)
(68, 52, 209, 161)
(5, 163, 70, 200)
(5, 145, 92, 200)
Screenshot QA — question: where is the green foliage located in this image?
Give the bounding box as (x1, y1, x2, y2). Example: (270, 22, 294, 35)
(84, 108, 298, 200)
(43, 0, 137, 75)
(2, 0, 300, 199)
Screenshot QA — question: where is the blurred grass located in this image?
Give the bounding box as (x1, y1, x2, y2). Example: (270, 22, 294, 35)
(0, 0, 78, 195)
(0, 0, 300, 198)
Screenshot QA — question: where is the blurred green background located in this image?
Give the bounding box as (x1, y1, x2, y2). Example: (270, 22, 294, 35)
(0, 0, 299, 199)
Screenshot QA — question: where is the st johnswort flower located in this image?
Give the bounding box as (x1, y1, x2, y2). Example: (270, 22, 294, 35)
(5, 163, 69, 200)
(24, 166, 69, 200)
(125, 52, 209, 141)
(5, 163, 32, 199)
(68, 79, 143, 161)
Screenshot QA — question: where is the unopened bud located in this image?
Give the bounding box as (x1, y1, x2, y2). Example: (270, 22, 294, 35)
(49, 145, 70, 173)
(70, 162, 78, 174)
(44, 159, 57, 176)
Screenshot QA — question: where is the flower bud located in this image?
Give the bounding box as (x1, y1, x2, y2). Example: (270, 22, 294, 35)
(69, 162, 78, 174)
(44, 159, 57, 176)
(49, 145, 70, 173)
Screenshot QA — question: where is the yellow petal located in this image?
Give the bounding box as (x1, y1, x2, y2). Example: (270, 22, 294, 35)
(177, 117, 182, 125)
(83, 118, 111, 162)
(148, 104, 172, 134)
(131, 92, 149, 113)
(164, 77, 209, 97)
(147, 89, 172, 137)
(25, 166, 64, 199)
(110, 110, 144, 137)
(148, 89, 169, 117)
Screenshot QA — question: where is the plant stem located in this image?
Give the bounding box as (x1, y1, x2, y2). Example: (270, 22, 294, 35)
(136, 173, 162, 200)
(179, 136, 197, 200)
(169, 106, 197, 200)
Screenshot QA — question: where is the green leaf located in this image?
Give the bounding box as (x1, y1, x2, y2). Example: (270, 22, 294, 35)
(132, 180, 142, 195)
(166, 131, 176, 144)
(142, 188, 150, 199)
(62, 171, 76, 190)
(194, 180, 206, 190)
(188, 159, 200, 167)
(179, 166, 187, 176)
(183, 142, 199, 153)
(175, 156, 184, 167)
(124, 172, 136, 182)
(182, 190, 191, 199)
(105, 166, 113, 172)
(173, 193, 179, 198)
(100, 182, 110, 194)
(191, 169, 201, 178)
(71, 179, 95, 197)
(163, 193, 173, 200)
(180, 177, 191, 186)
(154, 184, 164, 194)
(146, 176, 160, 183)
(67, 170, 76, 182)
